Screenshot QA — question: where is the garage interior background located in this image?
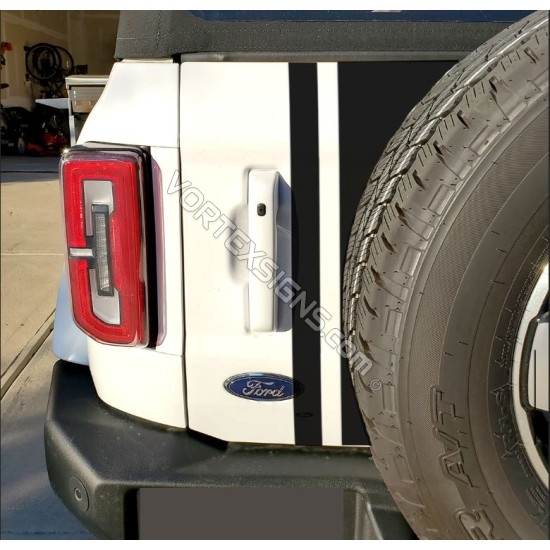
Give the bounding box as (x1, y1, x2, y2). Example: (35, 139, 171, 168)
(0, 10, 119, 109)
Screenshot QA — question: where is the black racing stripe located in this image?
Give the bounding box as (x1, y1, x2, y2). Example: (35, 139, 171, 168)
(289, 63, 322, 446)
(338, 61, 457, 445)
(338, 62, 381, 446)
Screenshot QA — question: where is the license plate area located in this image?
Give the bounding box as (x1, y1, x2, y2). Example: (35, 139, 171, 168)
(139, 487, 344, 540)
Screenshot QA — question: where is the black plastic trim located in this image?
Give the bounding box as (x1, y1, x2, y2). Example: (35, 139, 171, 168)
(179, 51, 470, 62)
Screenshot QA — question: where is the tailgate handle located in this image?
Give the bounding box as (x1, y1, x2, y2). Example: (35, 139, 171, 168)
(248, 170, 279, 332)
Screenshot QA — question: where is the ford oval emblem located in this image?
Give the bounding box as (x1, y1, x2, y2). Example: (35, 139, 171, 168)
(224, 373, 300, 402)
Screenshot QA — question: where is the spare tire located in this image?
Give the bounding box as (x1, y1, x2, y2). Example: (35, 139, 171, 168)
(343, 11, 548, 539)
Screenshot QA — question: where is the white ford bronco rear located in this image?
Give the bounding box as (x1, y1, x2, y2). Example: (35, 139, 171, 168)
(45, 10, 549, 540)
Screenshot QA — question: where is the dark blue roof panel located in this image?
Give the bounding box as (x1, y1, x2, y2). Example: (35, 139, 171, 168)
(190, 10, 533, 23)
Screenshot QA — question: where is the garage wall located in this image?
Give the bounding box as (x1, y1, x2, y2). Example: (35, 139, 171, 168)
(0, 10, 119, 109)
(67, 11, 120, 76)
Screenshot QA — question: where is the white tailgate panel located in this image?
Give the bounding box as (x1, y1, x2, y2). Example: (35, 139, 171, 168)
(180, 63, 294, 443)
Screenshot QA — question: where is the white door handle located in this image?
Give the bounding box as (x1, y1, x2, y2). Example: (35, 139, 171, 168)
(248, 170, 279, 332)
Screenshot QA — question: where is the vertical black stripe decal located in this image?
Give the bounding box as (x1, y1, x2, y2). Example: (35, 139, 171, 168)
(289, 63, 322, 446)
(338, 63, 371, 446)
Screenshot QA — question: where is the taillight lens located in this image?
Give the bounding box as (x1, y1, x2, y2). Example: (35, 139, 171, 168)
(61, 148, 148, 345)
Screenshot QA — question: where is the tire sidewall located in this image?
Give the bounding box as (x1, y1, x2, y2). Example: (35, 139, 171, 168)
(470, 193, 548, 534)
(398, 110, 549, 538)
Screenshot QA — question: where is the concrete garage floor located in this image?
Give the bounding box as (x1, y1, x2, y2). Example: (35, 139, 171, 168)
(1, 335, 92, 539)
(1, 157, 62, 378)
(1, 156, 92, 539)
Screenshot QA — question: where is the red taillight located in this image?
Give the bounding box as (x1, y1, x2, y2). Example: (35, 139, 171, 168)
(61, 148, 148, 346)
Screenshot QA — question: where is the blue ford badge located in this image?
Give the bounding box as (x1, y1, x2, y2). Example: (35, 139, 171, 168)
(224, 373, 299, 401)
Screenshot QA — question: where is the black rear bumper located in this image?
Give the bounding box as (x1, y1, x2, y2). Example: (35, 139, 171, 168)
(45, 361, 414, 539)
